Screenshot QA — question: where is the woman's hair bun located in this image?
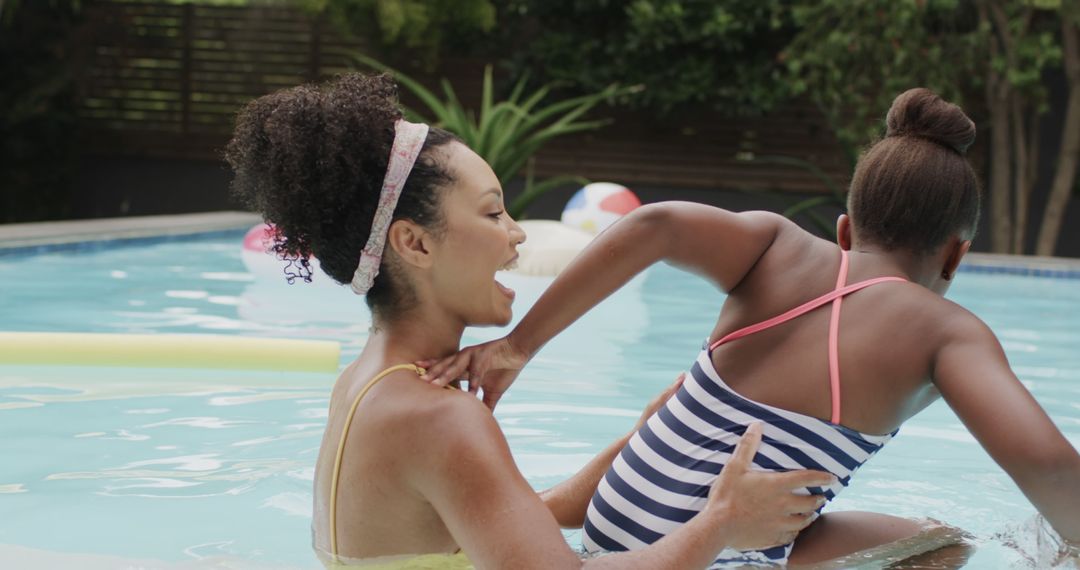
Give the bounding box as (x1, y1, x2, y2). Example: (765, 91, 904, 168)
(885, 88, 975, 154)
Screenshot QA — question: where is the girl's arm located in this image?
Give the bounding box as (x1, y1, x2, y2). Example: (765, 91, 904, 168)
(934, 312, 1080, 543)
(509, 202, 783, 359)
(413, 395, 834, 570)
(422, 203, 786, 405)
(539, 431, 630, 528)
(540, 374, 684, 527)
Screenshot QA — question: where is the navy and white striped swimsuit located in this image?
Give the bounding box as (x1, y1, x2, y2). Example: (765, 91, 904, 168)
(582, 250, 905, 566)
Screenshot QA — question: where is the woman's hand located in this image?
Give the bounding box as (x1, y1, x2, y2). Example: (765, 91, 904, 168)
(704, 422, 834, 551)
(418, 336, 530, 410)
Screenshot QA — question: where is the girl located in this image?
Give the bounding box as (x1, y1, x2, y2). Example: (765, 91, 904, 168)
(420, 88, 1080, 566)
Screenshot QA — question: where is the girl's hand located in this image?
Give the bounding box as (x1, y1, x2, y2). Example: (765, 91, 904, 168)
(417, 336, 530, 410)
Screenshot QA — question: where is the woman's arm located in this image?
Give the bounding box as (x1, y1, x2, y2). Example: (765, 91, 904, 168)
(540, 374, 684, 527)
(934, 312, 1080, 543)
(422, 203, 787, 404)
(412, 395, 834, 570)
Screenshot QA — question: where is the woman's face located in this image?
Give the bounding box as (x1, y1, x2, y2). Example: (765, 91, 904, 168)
(428, 142, 525, 327)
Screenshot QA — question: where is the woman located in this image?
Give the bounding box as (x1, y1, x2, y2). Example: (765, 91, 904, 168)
(420, 88, 1080, 565)
(225, 73, 833, 569)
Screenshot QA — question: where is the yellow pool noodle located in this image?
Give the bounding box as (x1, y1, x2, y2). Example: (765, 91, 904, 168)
(0, 332, 341, 373)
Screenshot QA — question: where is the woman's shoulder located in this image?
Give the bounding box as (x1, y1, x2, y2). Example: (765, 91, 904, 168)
(382, 378, 504, 449)
(337, 365, 495, 442)
(387, 383, 520, 491)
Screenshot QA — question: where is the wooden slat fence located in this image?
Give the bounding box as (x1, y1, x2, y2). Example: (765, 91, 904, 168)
(535, 105, 851, 194)
(76, 0, 370, 158)
(74, 0, 851, 194)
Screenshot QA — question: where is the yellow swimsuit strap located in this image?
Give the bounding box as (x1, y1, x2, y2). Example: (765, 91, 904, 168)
(329, 363, 424, 560)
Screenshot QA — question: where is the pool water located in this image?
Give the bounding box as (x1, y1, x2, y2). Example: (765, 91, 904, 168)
(0, 233, 1077, 568)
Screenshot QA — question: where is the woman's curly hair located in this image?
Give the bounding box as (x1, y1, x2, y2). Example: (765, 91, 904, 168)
(225, 73, 459, 322)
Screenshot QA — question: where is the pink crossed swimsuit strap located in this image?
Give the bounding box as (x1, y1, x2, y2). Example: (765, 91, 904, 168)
(708, 249, 906, 425)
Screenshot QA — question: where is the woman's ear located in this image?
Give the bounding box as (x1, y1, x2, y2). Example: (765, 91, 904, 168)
(386, 220, 434, 269)
(836, 214, 852, 250)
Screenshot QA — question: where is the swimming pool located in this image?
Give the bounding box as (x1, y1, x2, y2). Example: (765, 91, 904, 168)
(0, 231, 1077, 568)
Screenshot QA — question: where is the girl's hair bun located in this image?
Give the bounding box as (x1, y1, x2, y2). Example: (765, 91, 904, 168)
(885, 88, 975, 154)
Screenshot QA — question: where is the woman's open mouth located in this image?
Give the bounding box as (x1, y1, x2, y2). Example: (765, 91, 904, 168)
(495, 279, 516, 301)
(495, 254, 519, 300)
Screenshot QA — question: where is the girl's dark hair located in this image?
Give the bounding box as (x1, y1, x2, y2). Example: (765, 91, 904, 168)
(847, 88, 981, 254)
(225, 73, 459, 322)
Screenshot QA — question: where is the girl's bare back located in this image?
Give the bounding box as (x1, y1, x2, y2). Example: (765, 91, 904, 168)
(711, 227, 964, 436)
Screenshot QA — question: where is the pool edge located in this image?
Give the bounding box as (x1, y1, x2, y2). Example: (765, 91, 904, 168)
(959, 252, 1080, 279)
(0, 212, 261, 257)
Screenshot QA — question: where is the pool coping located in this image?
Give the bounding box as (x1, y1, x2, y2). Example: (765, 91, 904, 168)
(1, 212, 1079, 278)
(958, 252, 1080, 279)
(0, 211, 261, 257)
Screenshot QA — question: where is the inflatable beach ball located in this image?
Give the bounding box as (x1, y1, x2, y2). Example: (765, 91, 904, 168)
(560, 182, 641, 235)
(242, 224, 296, 279)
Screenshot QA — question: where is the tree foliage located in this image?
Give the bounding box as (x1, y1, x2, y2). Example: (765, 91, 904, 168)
(303, 0, 794, 115)
(496, 0, 793, 115)
(781, 0, 984, 162)
(782, 0, 1075, 255)
(299, 0, 496, 65)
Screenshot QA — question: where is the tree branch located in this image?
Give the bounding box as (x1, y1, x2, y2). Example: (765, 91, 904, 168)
(978, 0, 1014, 253)
(1035, 18, 1080, 255)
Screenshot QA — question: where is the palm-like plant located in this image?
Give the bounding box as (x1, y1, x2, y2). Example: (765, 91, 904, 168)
(349, 53, 638, 217)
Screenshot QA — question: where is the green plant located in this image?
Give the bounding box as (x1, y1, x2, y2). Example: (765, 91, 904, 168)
(349, 53, 638, 217)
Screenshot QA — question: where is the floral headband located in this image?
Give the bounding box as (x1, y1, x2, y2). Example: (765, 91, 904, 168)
(350, 119, 430, 295)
